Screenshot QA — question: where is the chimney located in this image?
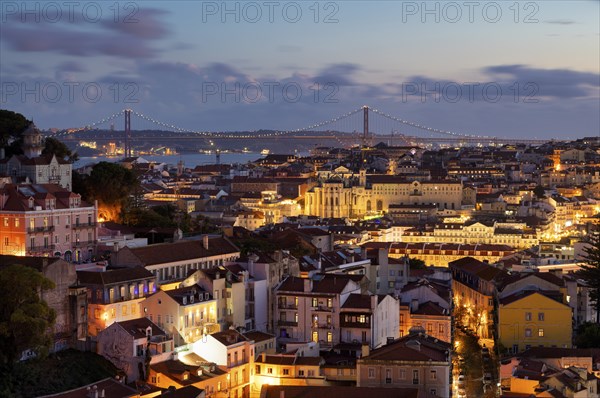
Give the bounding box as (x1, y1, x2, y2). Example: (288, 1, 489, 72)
(378, 248, 388, 267)
(410, 299, 419, 313)
(202, 235, 209, 250)
(361, 343, 369, 358)
(303, 278, 312, 293)
(113, 242, 119, 252)
(371, 294, 378, 312)
(261, 352, 266, 362)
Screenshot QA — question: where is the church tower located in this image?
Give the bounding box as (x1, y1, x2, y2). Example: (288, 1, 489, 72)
(22, 123, 43, 159)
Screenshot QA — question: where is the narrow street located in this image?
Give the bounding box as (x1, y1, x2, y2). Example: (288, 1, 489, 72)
(454, 328, 499, 397)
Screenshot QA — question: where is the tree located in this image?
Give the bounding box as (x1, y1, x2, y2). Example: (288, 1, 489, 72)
(533, 185, 546, 199)
(575, 322, 600, 348)
(578, 232, 600, 321)
(0, 265, 56, 366)
(42, 137, 79, 162)
(0, 109, 30, 157)
(85, 162, 139, 221)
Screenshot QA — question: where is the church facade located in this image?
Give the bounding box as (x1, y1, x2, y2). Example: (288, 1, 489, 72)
(304, 173, 464, 219)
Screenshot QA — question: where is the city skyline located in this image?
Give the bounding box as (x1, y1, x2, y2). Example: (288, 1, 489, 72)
(1, 1, 599, 137)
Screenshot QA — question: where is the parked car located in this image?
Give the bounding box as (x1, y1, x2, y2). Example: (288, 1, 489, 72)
(483, 372, 492, 385)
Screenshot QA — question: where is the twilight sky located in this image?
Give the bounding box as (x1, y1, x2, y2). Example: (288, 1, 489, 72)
(0, 1, 599, 138)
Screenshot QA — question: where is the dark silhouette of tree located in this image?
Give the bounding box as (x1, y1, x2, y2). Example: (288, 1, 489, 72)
(575, 322, 600, 348)
(533, 185, 546, 199)
(0, 265, 56, 366)
(42, 137, 79, 162)
(84, 162, 139, 221)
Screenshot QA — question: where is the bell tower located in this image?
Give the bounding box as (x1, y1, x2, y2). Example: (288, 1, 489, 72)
(22, 123, 43, 159)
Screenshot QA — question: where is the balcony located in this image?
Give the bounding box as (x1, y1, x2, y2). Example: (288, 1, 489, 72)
(277, 320, 298, 327)
(278, 303, 298, 310)
(314, 306, 334, 312)
(72, 222, 96, 230)
(73, 240, 97, 248)
(29, 245, 55, 253)
(315, 323, 333, 329)
(27, 226, 55, 233)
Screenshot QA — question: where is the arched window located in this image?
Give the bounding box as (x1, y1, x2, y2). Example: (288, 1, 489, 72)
(377, 200, 383, 211)
(366, 200, 372, 212)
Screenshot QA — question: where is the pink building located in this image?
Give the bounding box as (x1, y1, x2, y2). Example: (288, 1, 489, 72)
(0, 183, 98, 261)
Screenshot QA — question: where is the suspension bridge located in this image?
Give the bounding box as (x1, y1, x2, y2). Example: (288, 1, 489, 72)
(47, 106, 549, 157)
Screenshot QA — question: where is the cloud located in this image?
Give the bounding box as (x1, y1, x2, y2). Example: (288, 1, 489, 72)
(56, 61, 87, 73)
(101, 8, 170, 39)
(544, 19, 577, 25)
(0, 7, 171, 59)
(484, 64, 599, 99)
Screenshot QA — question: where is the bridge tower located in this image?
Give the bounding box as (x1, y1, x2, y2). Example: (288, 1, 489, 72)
(362, 105, 369, 148)
(124, 109, 132, 158)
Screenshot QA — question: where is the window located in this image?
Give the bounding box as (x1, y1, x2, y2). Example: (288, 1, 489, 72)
(312, 331, 318, 342)
(430, 389, 437, 396)
(538, 312, 545, 321)
(430, 370, 437, 380)
(368, 368, 375, 379)
(122, 306, 127, 316)
(439, 324, 444, 333)
(327, 332, 332, 343)
(312, 298, 318, 308)
(525, 328, 532, 337)
(94, 308, 101, 319)
(413, 370, 419, 384)
(525, 312, 532, 321)
(359, 315, 366, 323)
(267, 367, 273, 374)
(385, 369, 392, 384)
(538, 328, 544, 337)
(255, 365, 261, 374)
(298, 370, 305, 376)
(327, 298, 332, 308)
(283, 368, 290, 375)
(398, 369, 406, 380)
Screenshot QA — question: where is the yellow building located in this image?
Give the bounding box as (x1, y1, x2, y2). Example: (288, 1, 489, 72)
(305, 176, 463, 219)
(498, 291, 572, 354)
(251, 353, 326, 397)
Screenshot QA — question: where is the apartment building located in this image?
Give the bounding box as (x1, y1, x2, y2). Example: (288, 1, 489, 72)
(0, 183, 98, 261)
(339, 293, 399, 352)
(192, 330, 255, 398)
(112, 235, 240, 284)
(97, 317, 174, 382)
(76, 266, 157, 336)
(449, 257, 508, 340)
(142, 283, 219, 346)
(275, 275, 362, 349)
(357, 332, 452, 398)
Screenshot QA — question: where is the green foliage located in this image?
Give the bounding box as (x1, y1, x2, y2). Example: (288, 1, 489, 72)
(0, 109, 30, 150)
(533, 185, 546, 199)
(0, 349, 119, 398)
(42, 137, 79, 162)
(578, 233, 600, 313)
(86, 162, 139, 206)
(235, 236, 281, 257)
(0, 265, 56, 366)
(575, 322, 600, 348)
(409, 258, 427, 269)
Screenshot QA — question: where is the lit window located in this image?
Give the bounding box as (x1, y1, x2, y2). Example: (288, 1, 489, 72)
(538, 328, 544, 337)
